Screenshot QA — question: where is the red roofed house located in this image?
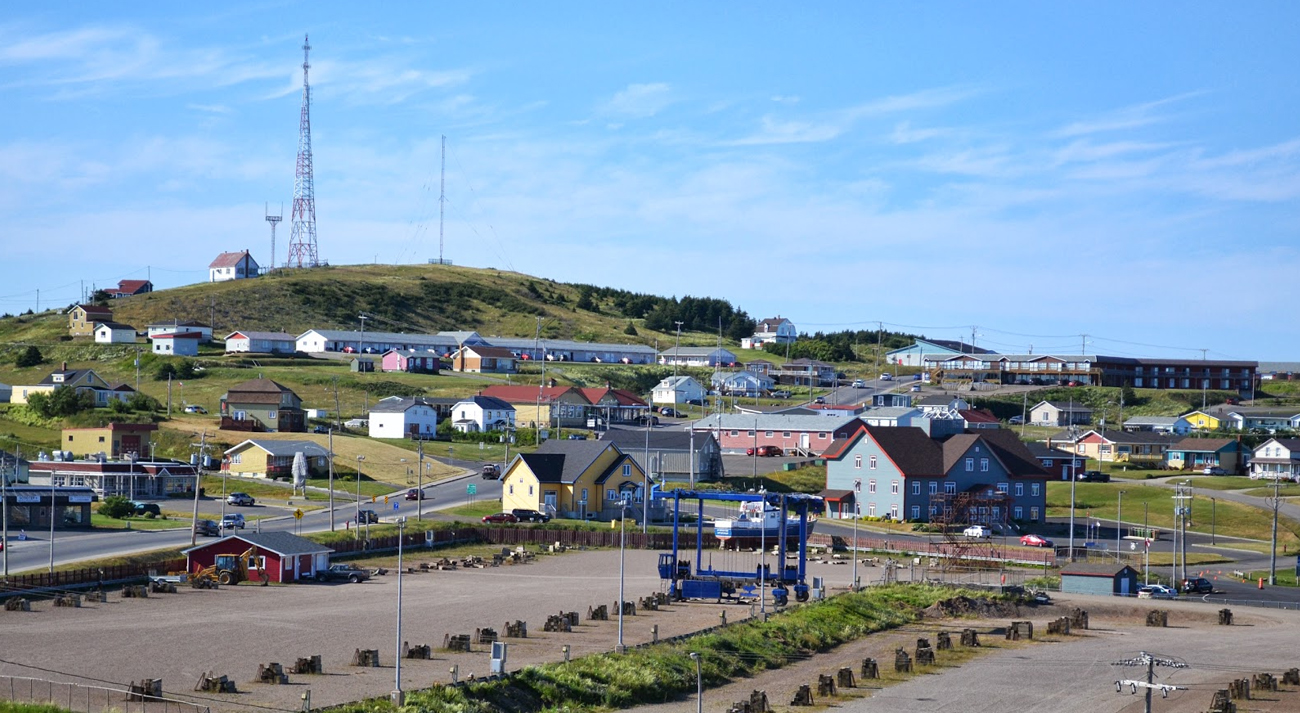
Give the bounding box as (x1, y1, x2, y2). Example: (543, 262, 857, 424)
(959, 408, 1001, 430)
(150, 331, 202, 356)
(106, 279, 153, 298)
(184, 532, 334, 583)
(209, 250, 260, 283)
(479, 384, 591, 428)
(579, 387, 650, 426)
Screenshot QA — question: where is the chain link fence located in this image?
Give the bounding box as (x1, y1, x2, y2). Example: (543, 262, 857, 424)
(0, 676, 211, 713)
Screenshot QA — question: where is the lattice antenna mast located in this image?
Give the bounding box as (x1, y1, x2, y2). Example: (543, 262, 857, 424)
(265, 202, 283, 271)
(438, 135, 446, 264)
(287, 34, 319, 268)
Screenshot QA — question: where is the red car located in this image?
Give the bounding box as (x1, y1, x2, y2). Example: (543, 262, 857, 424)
(746, 445, 783, 457)
(1020, 534, 1054, 548)
(405, 488, 432, 501)
(482, 512, 518, 524)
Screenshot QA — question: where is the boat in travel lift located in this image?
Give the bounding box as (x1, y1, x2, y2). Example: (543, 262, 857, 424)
(713, 499, 815, 545)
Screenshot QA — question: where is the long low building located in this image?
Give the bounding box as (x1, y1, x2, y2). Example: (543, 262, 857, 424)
(690, 414, 860, 456)
(27, 454, 199, 499)
(924, 352, 1257, 391)
(293, 329, 656, 364)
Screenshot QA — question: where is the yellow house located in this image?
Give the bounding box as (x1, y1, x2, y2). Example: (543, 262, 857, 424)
(223, 439, 331, 479)
(67, 304, 114, 336)
(1183, 411, 1222, 431)
(501, 440, 646, 520)
(63, 423, 158, 459)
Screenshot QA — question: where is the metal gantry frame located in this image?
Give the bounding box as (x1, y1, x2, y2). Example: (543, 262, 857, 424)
(654, 489, 820, 605)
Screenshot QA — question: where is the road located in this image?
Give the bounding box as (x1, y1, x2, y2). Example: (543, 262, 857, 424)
(1, 465, 499, 575)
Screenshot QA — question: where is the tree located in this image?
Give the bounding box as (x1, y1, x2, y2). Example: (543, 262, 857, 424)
(14, 346, 42, 368)
(126, 391, 159, 412)
(623, 321, 638, 336)
(98, 496, 134, 519)
(575, 288, 598, 312)
(90, 289, 112, 306)
(26, 386, 94, 418)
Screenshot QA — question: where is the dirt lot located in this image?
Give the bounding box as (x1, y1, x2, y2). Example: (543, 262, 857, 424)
(0, 549, 740, 712)
(6, 551, 1300, 713)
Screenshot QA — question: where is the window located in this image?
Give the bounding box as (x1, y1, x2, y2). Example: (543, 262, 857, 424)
(965, 457, 974, 472)
(911, 481, 920, 495)
(68, 435, 73, 442)
(911, 505, 920, 520)
(98, 436, 105, 443)
(1014, 506, 1023, 520)
(230, 453, 241, 464)
(622, 464, 632, 476)
(869, 455, 877, 469)
(890, 504, 899, 519)
(765, 431, 773, 437)
(819, 432, 827, 439)
(581, 488, 588, 502)
(891, 481, 899, 495)
(944, 481, 956, 494)
(997, 483, 1008, 494)
(1030, 507, 1039, 521)
(868, 504, 876, 517)
(268, 411, 277, 419)
(782, 431, 791, 438)
(854, 455, 862, 469)
(980, 458, 989, 472)
(868, 480, 877, 494)
(747, 430, 755, 436)
(1015, 483, 1024, 497)
(1043, 459, 1053, 467)
(1031, 483, 1041, 496)
(929, 482, 938, 495)
(730, 430, 738, 437)
(528, 485, 533, 495)
(607, 489, 620, 501)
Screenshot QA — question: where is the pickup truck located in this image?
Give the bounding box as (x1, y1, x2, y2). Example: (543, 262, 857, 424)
(315, 563, 370, 583)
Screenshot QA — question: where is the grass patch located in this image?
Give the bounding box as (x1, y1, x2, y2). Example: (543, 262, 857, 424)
(1046, 481, 1300, 546)
(1182, 476, 1262, 490)
(719, 464, 826, 495)
(439, 500, 505, 519)
(1247, 569, 1298, 586)
(89, 513, 192, 530)
(328, 583, 997, 713)
(1242, 484, 1300, 498)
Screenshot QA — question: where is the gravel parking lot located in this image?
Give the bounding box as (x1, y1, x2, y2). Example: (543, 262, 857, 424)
(0, 549, 739, 712)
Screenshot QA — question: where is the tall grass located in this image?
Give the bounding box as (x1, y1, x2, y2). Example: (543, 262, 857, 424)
(327, 583, 987, 713)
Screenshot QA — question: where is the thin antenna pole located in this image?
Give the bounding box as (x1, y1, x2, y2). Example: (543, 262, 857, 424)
(439, 135, 446, 264)
(265, 203, 283, 271)
(287, 34, 319, 268)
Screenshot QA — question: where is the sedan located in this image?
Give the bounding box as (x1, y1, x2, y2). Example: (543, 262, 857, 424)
(962, 525, 992, 539)
(1202, 466, 1227, 475)
(1137, 585, 1179, 600)
(1182, 577, 1214, 593)
(226, 492, 255, 506)
(1020, 533, 1053, 548)
(482, 512, 519, 524)
(659, 407, 682, 417)
(405, 488, 432, 501)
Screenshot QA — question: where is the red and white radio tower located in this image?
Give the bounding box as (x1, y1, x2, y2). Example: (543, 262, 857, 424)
(287, 34, 319, 268)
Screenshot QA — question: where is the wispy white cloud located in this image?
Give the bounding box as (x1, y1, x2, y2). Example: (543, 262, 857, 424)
(889, 121, 950, 144)
(729, 85, 980, 146)
(600, 82, 674, 118)
(770, 95, 800, 104)
(187, 103, 232, 114)
(1051, 91, 1206, 138)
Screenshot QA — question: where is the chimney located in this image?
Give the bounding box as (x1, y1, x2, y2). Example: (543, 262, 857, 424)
(61, 361, 67, 371)
(549, 378, 557, 388)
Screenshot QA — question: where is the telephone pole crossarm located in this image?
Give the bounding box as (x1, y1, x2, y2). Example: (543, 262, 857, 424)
(1115, 681, 1186, 698)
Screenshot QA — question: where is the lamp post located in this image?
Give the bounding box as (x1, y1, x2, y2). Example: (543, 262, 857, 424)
(617, 497, 629, 653)
(1067, 464, 1078, 562)
(852, 478, 861, 591)
(689, 652, 702, 713)
(355, 456, 365, 540)
(1210, 497, 1216, 545)
(393, 516, 407, 705)
(1116, 490, 1125, 555)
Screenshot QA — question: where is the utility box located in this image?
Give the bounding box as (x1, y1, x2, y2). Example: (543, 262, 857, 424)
(490, 642, 507, 675)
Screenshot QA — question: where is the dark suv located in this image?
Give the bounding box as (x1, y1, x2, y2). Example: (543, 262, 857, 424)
(511, 508, 551, 523)
(1182, 577, 1213, 593)
(1077, 470, 1110, 483)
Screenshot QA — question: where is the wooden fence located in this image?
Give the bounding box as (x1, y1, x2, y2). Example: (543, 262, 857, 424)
(0, 558, 188, 594)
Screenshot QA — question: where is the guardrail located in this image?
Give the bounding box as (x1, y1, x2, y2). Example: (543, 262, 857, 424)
(0, 675, 210, 713)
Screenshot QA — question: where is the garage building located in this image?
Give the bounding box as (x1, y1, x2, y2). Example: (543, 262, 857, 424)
(183, 531, 334, 583)
(1060, 563, 1141, 597)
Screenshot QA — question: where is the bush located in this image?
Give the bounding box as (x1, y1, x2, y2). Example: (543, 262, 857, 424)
(98, 496, 134, 519)
(14, 346, 42, 368)
(26, 386, 95, 418)
(143, 511, 157, 519)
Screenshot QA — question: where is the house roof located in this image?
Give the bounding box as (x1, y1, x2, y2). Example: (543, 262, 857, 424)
(480, 385, 588, 405)
(887, 338, 995, 355)
(592, 453, 638, 484)
(183, 531, 333, 557)
(860, 406, 920, 420)
(113, 280, 153, 294)
(1037, 401, 1094, 412)
(655, 375, 703, 389)
(578, 387, 648, 407)
(916, 395, 962, 406)
(455, 395, 515, 411)
(516, 453, 567, 483)
(1123, 416, 1185, 426)
(818, 489, 854, 501)
(972, 428, 1050, 479)
(598, 428, 716, 453)
(1023, 441, 1082, 460)
(71, 303, 113, 316)
(368, 397, 440, 414)
(64, 422, 157, 434)
(530, 440, 620, 484)
(37, 369, 98, 386)
(959, 409, 1000, 424)
(756, 317, 790, 331)
(658, 346, 736, 357)
(486, 337, 656, 355)
(1083, 429, 1177, 445)
(1060, 563, 1136, 577)
(1169, 437, 1239, 453)
(209, 250, 254, 268)
(225, 439, 329, 458)
(150, 332, 203, 340)
(224, 378, 298, 406)
(867, 426, 945, 475)
(692, 413, 857, 433)
(149, 320, 210, 329)
(94, 321, 136, 331)
(1258, 438, 1300, 452)
(459, 345, 517, 359)
(226, 331, 296, 341)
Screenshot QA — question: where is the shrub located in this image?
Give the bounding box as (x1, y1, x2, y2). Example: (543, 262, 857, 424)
(14, 346, 42, 367)
(98, 496, 134, 519)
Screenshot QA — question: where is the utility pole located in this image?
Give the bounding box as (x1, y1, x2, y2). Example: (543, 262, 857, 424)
(417, 439, 424, 522)
(1270, 476, 1281, 585)
(875, 321, 883, 375)
(1173, 482, 1192, 585)
(1112, 652, 1187, 713)
(189, 432, 208, 546)
(1, 446, 11, 579)
(328, 429, 336, 531)
(673, 322, 684, 378)
(358, 313, 368, 356)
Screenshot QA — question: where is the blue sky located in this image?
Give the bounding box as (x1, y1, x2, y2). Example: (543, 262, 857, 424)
(2, 3, 1298, 359)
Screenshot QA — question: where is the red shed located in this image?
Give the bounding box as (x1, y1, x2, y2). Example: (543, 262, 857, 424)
(183, 531, 334, 583)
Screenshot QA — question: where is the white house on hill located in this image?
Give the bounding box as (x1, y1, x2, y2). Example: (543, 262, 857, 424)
(209, 250, 260, 283)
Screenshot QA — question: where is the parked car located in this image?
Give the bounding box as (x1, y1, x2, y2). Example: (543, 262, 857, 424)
(482, 512, 519, 524)
(1182, 576, 1214, 593)
(813, 396, 826, 404)
(1137, 584, 1178, 600)
(194, 519, 220, 537)
(1202, 466, 1227, 475)
(1009, 415, 1024, 425)
(685, 398, 703, 406)
(771, 390, 791, 399)
(910, 384, 922, 392)
(405, 488, 432, 501)
(182, 404, 207, 414)
(220, 513, 246, 530)
(130, 501, 161, 517)
(851, 379, 866, 389)
(962, 525, 992, 539)
(312, 425, 330, 434)
(512, 508, 551, 523)
(746, 445, 783, 457)
(1020, 533, 1053, 548)
(481, 463, 501, 480)
(880, 373, 893, 381)
(659, 407, 682, 417)
(567, 434, 588, 440)
(356, 509, 379, 524)
(226, 492, 255, 506)
(1077, 470, 1110, 483)
(344, 418, 368, 428)
(316, 563, 370, 583)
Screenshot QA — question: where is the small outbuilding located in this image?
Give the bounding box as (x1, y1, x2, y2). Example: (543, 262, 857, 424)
(183, 531, 334, 583)
(1059, 563, 1141, 597)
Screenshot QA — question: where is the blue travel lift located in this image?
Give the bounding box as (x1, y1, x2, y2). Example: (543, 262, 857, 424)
(654, 489, 820, 606)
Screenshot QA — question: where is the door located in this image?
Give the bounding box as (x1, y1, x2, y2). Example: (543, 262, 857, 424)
(543, 491, 557, 514)
(1118, 575, 1132, 597)
(800, 433, 810, 450)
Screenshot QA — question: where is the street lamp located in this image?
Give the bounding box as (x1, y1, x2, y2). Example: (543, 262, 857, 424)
(852, 478, 862, 591)
(688, 652, 702, 713)
(1116, 490, 1126, 555)
(616, 496, 630, 653)
(393, 516, 407, 705)
(1210, 496, 1216, 545)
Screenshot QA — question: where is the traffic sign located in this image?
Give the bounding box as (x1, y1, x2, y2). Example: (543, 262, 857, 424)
(467, 484, 477, 496)
(393, 502, 400, 511)
(293, 509, 304, 520)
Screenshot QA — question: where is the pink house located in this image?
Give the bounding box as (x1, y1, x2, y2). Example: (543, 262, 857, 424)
(691, 414, 860, 456)
(381, 349, 440, 374)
